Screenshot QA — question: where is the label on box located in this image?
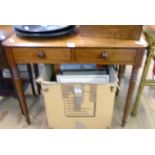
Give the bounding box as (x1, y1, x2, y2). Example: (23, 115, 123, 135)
(61, 84, 96, 117)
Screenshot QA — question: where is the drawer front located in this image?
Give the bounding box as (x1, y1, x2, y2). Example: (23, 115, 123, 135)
(75, 48, 137, 63)
(13, 48, 71, 63)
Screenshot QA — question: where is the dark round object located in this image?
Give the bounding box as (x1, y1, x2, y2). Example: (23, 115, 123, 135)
(14, 25, 76, 38)
(14, 25, 72, 33)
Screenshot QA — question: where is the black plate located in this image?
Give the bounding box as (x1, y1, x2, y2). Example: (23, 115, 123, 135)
(14, 25, 73, 33)
(15, 26, 76, 38)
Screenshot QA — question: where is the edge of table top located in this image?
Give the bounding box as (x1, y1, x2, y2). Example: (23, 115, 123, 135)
(2, 31, 147, 48)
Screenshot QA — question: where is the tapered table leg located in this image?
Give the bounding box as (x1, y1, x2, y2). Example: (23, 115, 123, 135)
(5, 47, 30, 124)
(122, 66, 139, 127)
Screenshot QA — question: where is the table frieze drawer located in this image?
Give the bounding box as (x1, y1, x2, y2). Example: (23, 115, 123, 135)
(75, 48, 137, 63)
(13, 48, 72, 63)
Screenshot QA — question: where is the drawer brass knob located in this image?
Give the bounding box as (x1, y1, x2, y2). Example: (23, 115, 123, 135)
(37, 51, 46, 58)
(101, 51, 109, 60)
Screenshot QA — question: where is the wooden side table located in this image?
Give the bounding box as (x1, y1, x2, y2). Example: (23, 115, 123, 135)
(3, 31, 146, 126)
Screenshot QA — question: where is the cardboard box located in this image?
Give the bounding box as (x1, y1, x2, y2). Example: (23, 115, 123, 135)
(41, 65, 118, 129)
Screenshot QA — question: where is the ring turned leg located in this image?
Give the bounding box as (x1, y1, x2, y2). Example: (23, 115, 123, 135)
(10, 66, 30, 124)
(5, 47, 30, 124)
(122, 66, 139, 127)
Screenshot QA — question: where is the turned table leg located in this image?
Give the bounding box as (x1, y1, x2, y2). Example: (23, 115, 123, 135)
(5, 47, 30, 124)
(122, 66, 139, 127)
